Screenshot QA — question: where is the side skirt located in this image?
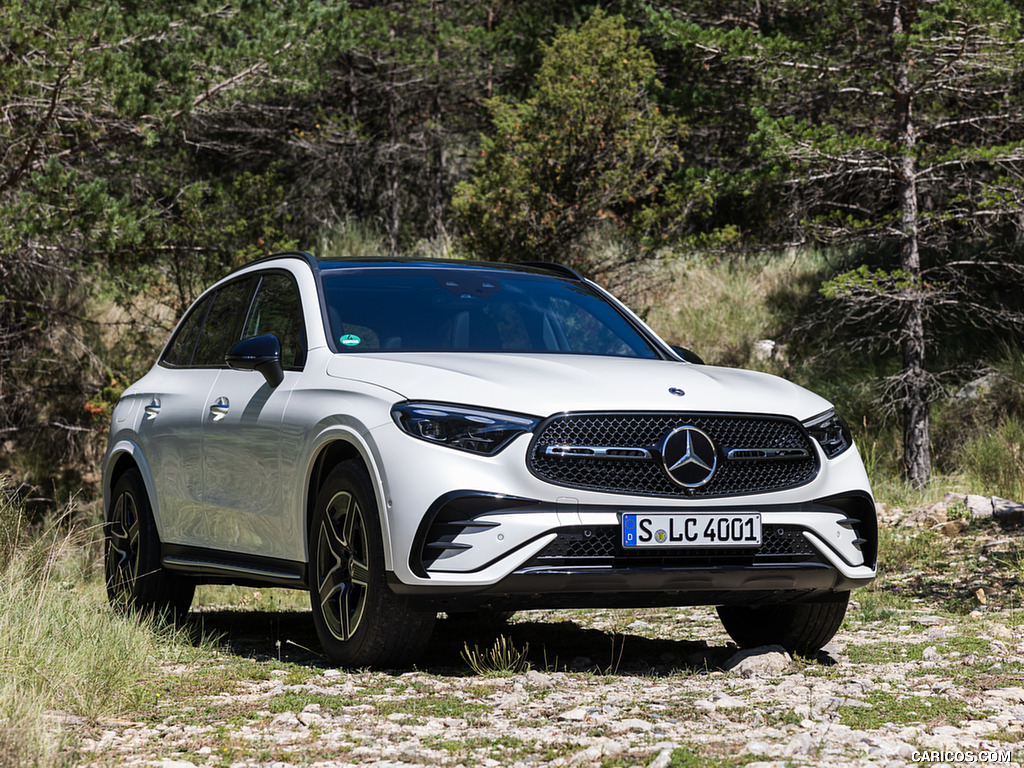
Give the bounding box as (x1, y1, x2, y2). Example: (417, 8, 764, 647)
(162, 544, 307, 589)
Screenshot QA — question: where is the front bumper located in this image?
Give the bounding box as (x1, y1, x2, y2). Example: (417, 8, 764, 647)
(386, 490, 876, 610)
(372, 419, 877, 589)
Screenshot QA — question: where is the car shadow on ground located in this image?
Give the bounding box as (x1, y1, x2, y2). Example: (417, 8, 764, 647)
(185, 609, 746, 676)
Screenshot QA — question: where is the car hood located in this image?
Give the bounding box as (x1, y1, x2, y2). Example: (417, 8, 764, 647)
(325, 353, 833, 421)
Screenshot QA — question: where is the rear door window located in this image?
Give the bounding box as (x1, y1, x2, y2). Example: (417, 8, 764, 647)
(190, 277, 258, 367)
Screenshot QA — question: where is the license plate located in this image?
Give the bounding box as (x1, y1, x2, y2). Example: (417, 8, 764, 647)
(621, 513, 761, 548)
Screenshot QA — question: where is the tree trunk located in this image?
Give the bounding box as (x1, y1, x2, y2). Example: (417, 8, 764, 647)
(892, 0, 931, 488)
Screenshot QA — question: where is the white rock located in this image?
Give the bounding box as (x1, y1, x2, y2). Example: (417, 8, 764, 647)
(742, 740, 777, 756)
(984, 687, 1024, 701)
(710, 692, 748, 709)
(524, 670, 554, 688)
(784, 732, 816, 756)
(607, 718, 654, 734)
(647, 746, 676, 768)
(269, 712, 302, 731)
(723, 646, 792, 678)
(559, 705, 617, 722)
(571, 739, 624, 764)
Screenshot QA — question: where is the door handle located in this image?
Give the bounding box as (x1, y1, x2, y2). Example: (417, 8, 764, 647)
(144, 399, 161, 420)
(209, 396, 230, 421)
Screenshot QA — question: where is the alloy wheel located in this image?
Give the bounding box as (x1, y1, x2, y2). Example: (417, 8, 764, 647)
(316, 491, 371, 641)
(106, 489, 141, 604)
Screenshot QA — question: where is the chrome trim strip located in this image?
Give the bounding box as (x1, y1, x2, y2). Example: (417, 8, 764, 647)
(726, 448, 810, 460)
(542, 445, 652, 460)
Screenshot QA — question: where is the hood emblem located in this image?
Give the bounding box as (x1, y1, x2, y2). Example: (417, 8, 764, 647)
(668, 387, 686, 397)
(661, 426, 717, 488)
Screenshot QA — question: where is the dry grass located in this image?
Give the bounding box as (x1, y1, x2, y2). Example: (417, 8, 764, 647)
(0, 481, 201, 767)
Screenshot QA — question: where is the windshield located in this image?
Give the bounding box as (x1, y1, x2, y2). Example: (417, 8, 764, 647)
(322, 268, 659, 358)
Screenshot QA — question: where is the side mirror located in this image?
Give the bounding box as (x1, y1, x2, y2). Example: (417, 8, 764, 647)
(671, 345, 705, 365)
(226, 334, 285, 388)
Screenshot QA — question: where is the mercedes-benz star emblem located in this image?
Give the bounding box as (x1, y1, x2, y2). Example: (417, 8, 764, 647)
(660, 426, 717, 488)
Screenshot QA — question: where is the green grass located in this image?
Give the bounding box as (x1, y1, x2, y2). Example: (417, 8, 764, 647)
(837, 690, 988, 730)
(462, 634, 531, 677)
(877, 525, 949, 575)
(849, 582, 916, 623)
(0, 485, 209, 767)
(960, 416, 1024, 501)
(192, 583, 310, 612)
(646, 251, 827, 371)
(665, 745, 762, 768)
(422, 734, 531, 761)
(262, 688, 490, 723)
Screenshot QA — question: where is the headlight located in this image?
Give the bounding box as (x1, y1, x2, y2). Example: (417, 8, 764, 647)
(803, 409, 853, 459)
(391, 402, 540, 456)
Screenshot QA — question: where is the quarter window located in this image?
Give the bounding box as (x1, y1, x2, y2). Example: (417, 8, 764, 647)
(161, 294, 212, 367)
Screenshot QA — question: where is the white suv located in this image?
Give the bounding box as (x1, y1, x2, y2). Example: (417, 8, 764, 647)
(102, 253, 876, 667)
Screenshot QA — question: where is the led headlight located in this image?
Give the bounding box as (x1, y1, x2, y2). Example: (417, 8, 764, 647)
(391, 402, 540, 456)
(803, 409, 853, 459)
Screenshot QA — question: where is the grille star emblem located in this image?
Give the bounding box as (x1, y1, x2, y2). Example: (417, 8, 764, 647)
(660, 426, 718, 488)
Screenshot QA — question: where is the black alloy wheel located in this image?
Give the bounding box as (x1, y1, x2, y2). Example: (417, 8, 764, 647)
(315, 487, 372, 643)
(309, 462, 435, 668)
(104, 468, 194, 620)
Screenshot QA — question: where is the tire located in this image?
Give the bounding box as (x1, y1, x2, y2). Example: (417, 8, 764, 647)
(309, 462, 436, 668)
(716, 593, 849, 656)
(105, 468, 194, 621)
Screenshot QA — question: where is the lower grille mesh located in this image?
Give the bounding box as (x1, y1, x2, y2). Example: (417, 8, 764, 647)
(523, 524, 819, 568)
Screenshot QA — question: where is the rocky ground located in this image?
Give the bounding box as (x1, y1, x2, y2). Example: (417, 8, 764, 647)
(70, 606, 1024, 768)
(70, 500, 1024, 768)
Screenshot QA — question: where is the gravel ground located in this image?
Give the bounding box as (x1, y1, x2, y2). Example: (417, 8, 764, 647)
(73, 602, 1024, 768)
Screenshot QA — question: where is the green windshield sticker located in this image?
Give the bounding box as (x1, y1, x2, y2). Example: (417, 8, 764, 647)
(339, 334, 362, 347)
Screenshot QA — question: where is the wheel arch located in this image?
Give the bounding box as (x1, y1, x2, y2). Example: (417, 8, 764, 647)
(103, 441, 158, 526)
(304, 430, 394, 569)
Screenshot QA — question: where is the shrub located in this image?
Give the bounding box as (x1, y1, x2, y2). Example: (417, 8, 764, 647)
(461, 634, 530, 677)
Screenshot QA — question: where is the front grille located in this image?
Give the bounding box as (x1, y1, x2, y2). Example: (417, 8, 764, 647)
(523, 524, 820, 569)
(528, 412, 819, 498)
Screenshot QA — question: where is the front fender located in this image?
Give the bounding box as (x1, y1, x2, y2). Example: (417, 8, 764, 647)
(303, 425, 396, 571)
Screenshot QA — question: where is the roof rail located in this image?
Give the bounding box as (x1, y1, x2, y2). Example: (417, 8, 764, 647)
(231, 250, 317, 275)
(517, 261, 586, 281)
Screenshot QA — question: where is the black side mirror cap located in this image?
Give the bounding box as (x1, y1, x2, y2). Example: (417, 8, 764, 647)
(226, 334, 285, 387)
(671, 345, 705, 365)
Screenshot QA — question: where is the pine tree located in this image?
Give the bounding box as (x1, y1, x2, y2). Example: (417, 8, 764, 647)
(654, 0, 1024, 487)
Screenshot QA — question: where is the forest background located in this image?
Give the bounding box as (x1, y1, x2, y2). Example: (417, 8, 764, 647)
(3, 0, 1024, 515)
